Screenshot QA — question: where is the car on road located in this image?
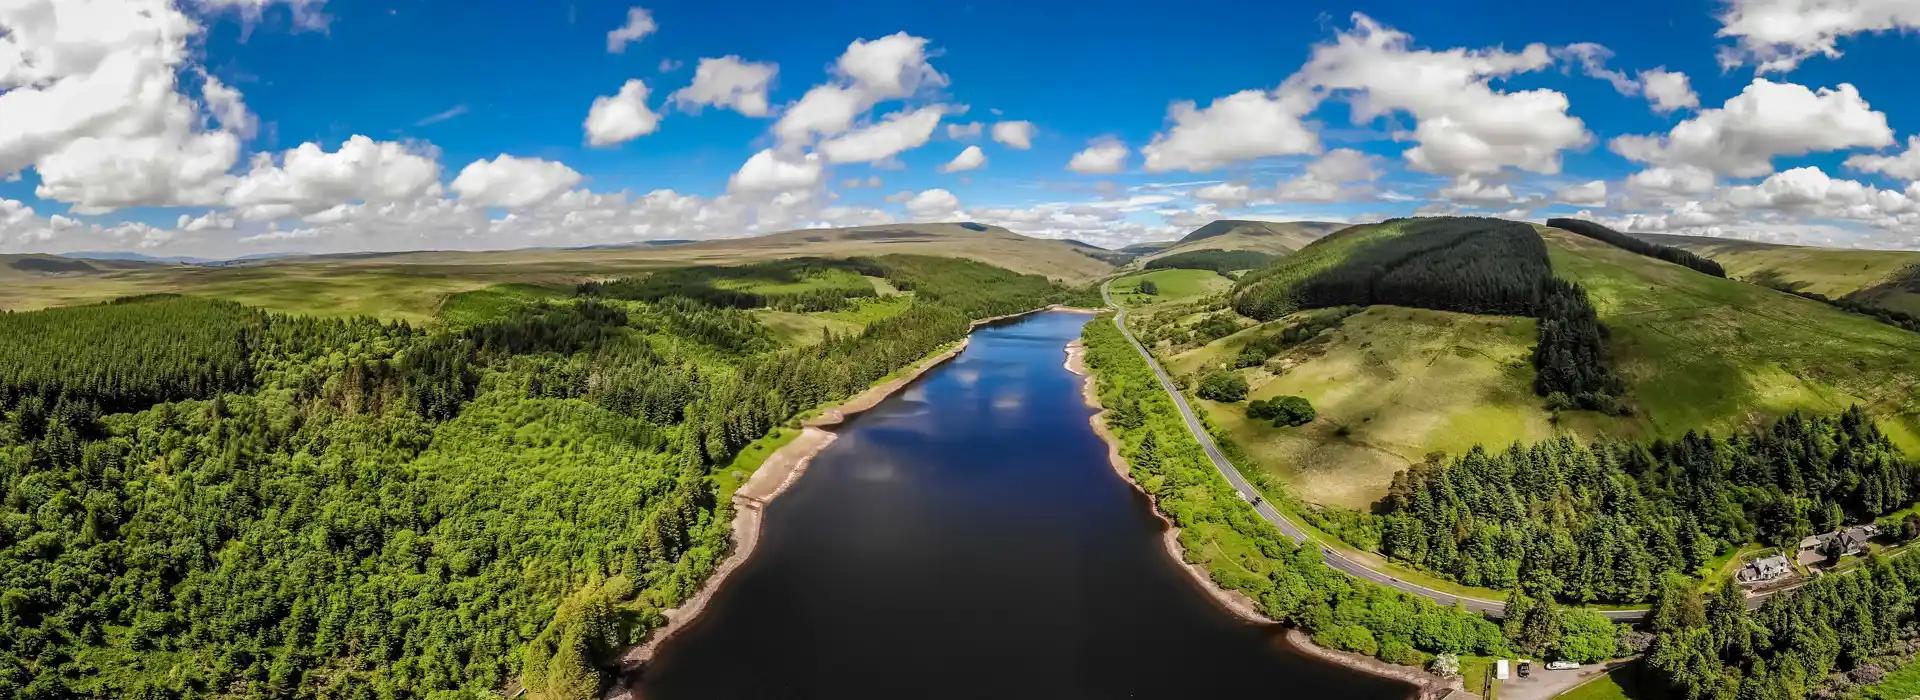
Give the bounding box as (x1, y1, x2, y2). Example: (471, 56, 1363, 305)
(1546, 661, 1581, 671)
(1518, 660, 1531, 678)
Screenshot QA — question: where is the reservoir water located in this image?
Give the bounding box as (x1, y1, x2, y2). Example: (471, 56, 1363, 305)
(634, 311, 1411, 699)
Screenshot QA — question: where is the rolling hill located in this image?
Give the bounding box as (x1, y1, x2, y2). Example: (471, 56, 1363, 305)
(0, 222, 1113, 321)
(1160, 219, 1920, 508)
(1138, 220, 1345, 264)
(1637, 232, 1920, 317)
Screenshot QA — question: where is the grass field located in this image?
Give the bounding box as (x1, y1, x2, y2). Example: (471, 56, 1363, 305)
(1555, 663, 1666, 700)
(1547, 228, 1920, 446)
(1640, 232, 1920, 317)
(1182, 225, 1920, 510)
(714, 266, 876, 295)
(1857, 658, 1920, 699)
(1112, 268, 1232, 306)
(0, 223, 1109, 320)
(1182, 306, 1550, 508)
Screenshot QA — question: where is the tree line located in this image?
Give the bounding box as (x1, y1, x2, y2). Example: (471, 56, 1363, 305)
(0, 255, 1082, 699)
(1081, 317, 1632, 669)
(1546, 218, 1727, 278)
(1144, 249, 1276, 274)
(1371, 407, 1915, 604)
(1764, 282, 1920, 335)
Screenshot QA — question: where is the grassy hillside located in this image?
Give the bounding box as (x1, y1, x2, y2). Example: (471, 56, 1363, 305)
(1547, 228, 1920, 451)
(1176, 306, 1550, 507)
(1173, 221, 1920, 510)
(1139, 220, 1344, 264)
(1111, 268, 1232, 307)
(1637, 232, 1920, 317)
(0, 223, 1111, 321)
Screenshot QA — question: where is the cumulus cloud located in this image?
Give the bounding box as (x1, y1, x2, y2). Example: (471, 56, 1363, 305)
(1193, 182, 1254, 207)
(903, 188, 962, 219)
(197, 0, 329, 31)
(773, 33, 946, 145)
(940, 145, 986, 173)
(198, 71, 257, 139)
(1555, 180, 1608, 206)
(1269, 149, 1384, 203)
(1557, 43, 1638, 95)
(1067, 139, 1129, 174)
(585, 79, 662, 146)
(225, 136, 442, 219)
(1437, 175, 1517, 205)
(1626, 165, 1719, 196)
(947, 122, 983, 139)
(817, 105, 945, 164)
(1846, 136, 1920, 182)
(607, 6, 656, 53)
(1141, 89, 1321, 172)
(728, 148, 824, 193)
(669, 56, 778, 117)
(1639, 68, 1699, 113)
(991, 121, 1036, 149)
(1610, 79, 1892, 178)
(450, 155, 583, 208)
(1717, 0, 1920, 72)
(1295, 14, 1588, 176)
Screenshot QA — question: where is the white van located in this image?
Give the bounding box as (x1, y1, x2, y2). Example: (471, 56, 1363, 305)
(1546, 660, 1582, 671)
(1496, 659, 1510, 680)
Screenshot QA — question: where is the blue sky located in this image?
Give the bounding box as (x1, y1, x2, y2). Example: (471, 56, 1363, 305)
(4, 0, 1920, 256)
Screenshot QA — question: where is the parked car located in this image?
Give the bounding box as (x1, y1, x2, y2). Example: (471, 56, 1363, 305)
(1546, 661, 1581, 671)
(1518, 660, 1532, 678)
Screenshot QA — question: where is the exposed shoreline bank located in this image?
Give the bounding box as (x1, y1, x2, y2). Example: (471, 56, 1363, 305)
(1063, 338, 1463, 700)
(610, 304, 1071, 694)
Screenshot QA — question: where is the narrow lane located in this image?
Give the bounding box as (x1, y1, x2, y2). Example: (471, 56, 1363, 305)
(1098, 281, 1649, 622)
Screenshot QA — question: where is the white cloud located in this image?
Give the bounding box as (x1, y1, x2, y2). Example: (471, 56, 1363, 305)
(1286, 13, 1588, 176)
(1846, 135, 1920, 182)
(1192, 182, 1253, 207)
(607, 7, 656, 53)
(450, 155, 583, 208)
(1437, 175, 1516, 205)
(669, 56, 778, 117)
(1626, 165, 1718, 196)
(773, 33, 946, 145)
(947, 122, 983, 139)
(991, 121, 1036, 149)
(817, 105, 944, 164)
(1610, 78, 1892, 178)
(1557, 43, 1637, 95)
(1141, 90, 1320, 173)
(1068, 139, 1129, 174)
(1555, 180, 1608, 206)
(196, 0, 329, 31)
(585, 79, 662, 147)
(729, 148, 824, 193)
(1717, 0, 1920, 72)
(198, 71, 256, 139)
(0, 0, 252, 213)
(940, 145, 986, 173)
(1639, 68, 1699, 113)
(225, 135, 441, 219)
(1270, 148, 1382, 203)
(903, 188, 962, 219)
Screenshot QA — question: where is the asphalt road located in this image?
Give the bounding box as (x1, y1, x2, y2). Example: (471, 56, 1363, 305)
(1098, 282, 1650, 623)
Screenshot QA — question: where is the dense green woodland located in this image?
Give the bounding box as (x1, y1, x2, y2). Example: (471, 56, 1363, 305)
(1142, 250, 1274, 274)
(1644, 555, 1920, 700)
(0, 255, 1085, 699)
(1230, 217, 1624, 412)
(1081, 318, 1630, 670)
(1370, 408, 1916, 604)
(1547, 218, 1727, 278)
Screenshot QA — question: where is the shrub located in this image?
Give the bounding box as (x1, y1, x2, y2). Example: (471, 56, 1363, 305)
(1249, 395, 1315, 426)
(1197, 371, 1248, 402)
(1138, 280, 1159, 295)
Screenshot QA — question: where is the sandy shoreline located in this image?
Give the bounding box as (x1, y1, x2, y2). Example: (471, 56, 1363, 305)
(609, 305, 1073, 695)
(1063, 339, 1463, 700)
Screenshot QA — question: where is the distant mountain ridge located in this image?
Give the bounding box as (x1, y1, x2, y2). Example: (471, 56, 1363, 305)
(1139, 219, 1346, 264)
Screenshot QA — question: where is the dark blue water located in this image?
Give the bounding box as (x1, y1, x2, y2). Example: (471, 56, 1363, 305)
(632, 311, 1410, 699)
